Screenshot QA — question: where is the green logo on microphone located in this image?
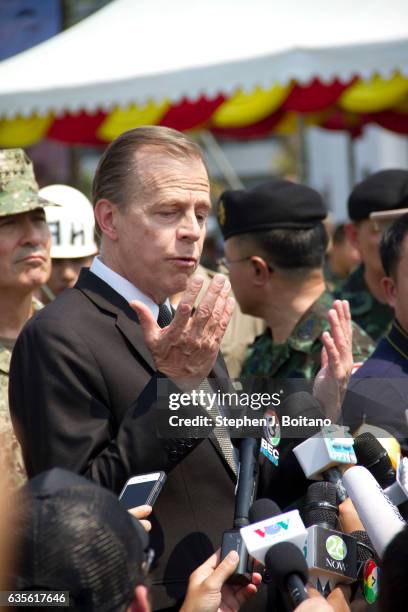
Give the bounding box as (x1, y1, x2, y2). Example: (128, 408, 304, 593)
(326, 535, 347, 561)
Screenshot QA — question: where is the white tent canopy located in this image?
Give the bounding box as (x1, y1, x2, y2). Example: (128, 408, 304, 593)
(0, 0, 407, 119)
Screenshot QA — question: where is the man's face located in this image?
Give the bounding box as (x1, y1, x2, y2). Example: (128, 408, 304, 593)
(0, 208, 51, 292)
(223, 237, 258, 315)
(385, 234, 408, 332)
(111, 151, 211, 303)
(49, 256, 94, 296)
(353, 219, 383, 275)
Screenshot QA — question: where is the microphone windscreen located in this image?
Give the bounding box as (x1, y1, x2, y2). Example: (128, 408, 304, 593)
(354, 424, 401, 470)
(354, 432, 396, 488)
(303, 481, 338, 529)
(265, 541, 309, 588)
(351, 530, 376, 563)
(249, 498, 281, 524)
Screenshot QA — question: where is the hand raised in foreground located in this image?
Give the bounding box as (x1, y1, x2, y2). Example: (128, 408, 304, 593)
(313, 300, 353, 422)
(129, 274, 235, 383)
(180, 549, 261, 612)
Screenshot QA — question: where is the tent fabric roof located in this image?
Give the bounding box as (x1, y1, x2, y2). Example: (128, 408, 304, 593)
(0, 0, 407, 119)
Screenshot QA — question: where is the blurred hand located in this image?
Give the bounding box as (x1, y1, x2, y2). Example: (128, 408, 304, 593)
(180, 549, 261, 612)
(327, 584, 352, 612)
(313, 300, 353, 422)
(128, 504, 152, 532)
(338, 498, 364, 534)
(295, 585, 351, 612)
(129, 274, 235, 386)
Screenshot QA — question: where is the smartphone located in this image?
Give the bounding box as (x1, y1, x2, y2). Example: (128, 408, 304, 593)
(119, 471, 167, 509)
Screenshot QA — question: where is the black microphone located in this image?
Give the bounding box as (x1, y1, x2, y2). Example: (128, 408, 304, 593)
(351, 530, 377, 565)
(234, 437, 260, 528)
(265, 541, 309, 608)
(354, 432, 396, 488)
(257, 392, 326, 510)
(249, 498, 281, 524)
(221, 437, 260, 584)
(303, 481, 338, 530)
(303, 482, 357, 593)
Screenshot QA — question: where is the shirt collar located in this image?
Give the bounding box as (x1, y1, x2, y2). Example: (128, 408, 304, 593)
(90, 256, 171, 321)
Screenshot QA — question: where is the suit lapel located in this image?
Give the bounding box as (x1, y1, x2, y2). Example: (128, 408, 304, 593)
(115, 310, 156, 371)
(76, 269, 156, 371)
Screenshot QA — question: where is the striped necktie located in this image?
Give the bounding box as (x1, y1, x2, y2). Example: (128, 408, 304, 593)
(157, 303, 237, 475)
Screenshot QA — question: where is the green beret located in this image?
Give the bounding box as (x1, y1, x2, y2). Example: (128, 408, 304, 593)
(348, 169, 408, 222)
(217, 179, 327, 240)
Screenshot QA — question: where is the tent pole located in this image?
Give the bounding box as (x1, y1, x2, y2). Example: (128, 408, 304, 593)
(297, 114, 308, 183)
(199, 130, 243, 189)
(347, 133, 356, 190)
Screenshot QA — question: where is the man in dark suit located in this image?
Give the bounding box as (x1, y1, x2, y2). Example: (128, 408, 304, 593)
(9, 127, 237, 610)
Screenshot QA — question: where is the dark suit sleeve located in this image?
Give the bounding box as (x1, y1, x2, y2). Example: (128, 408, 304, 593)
(9, 316, 196, 493)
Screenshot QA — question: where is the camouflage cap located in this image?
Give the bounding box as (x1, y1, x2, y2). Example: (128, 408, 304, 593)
(0, 148, 57, 217)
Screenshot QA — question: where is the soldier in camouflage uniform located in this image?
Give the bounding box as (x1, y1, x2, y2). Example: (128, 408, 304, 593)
(324, 223, 360, 294)
(240, 289, 373, 379)
(216, 179, 375, 381)
(337, 169, 408, 342)
(0, 149, 54, 489)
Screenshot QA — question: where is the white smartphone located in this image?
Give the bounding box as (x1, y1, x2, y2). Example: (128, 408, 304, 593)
(119, 471, 167, 509)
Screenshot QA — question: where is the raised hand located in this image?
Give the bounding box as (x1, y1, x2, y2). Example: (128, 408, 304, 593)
(313, 300, 353, 422)
(129, 273, 235, 384)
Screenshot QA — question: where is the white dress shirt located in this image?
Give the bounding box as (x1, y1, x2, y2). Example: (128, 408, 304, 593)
(90, 256, 171, 320)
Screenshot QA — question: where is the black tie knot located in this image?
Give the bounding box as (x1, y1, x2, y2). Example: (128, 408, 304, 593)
(157, 304, 173, 328)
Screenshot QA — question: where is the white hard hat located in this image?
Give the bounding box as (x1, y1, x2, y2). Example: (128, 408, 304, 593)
(40, 184, 98, 259)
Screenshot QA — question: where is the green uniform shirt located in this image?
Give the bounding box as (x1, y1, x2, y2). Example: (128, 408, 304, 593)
(0, 298, 42, 490)
(241, 290, 375, 379)
(324, 261, 346, 295)
(336, 264, 393, 342)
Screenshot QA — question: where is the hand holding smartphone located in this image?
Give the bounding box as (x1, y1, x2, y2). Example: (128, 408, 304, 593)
(119, 471, 167, 510)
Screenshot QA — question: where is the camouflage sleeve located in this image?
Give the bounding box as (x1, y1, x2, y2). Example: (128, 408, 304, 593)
(0, 372, 27, 490)
(350, 322, 376, 363)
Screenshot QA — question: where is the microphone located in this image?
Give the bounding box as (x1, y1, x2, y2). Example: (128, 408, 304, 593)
(234, 437, 260, 528)
(303, 481, 338, 530)
(353, 423, 401, 470)
(249, 498, 281, 524)
(303, 482, 358, 593)
(257, 392, 324, 510)
(221, 437, 260, 584)
(265, 542, 309, 607)
(293, 425, 357, 503)
(354, 432, 396, 488)
(354, 432, 408, 513)
(240, 501, 307, 565)
(343, 465, 406, 558)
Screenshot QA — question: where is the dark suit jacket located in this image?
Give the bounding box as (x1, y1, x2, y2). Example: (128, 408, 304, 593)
(10, 269, 236, 609)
